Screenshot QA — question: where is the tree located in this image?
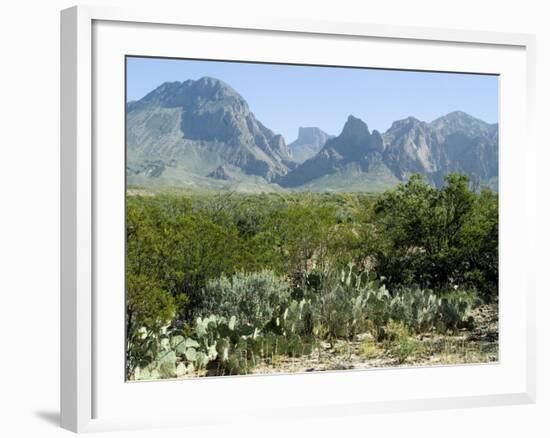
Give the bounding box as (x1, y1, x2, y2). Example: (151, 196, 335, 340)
(371, 174, 498, 299)
(126, 273, 176, 377)
(262, 203, 336, 282)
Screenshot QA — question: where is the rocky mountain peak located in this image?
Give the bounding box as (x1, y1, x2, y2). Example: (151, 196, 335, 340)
(280, 111, 498, 189)
(430, 111, 491, 138)
(370, 130, 385, 153)
(191, 77, 244, 102)
(279, 115, 385, 187)
(127, 76, 292, 182)
(137, 77, 248, 112)
(340, 115, 370, 140)
(388, 116, 423, 132)
(437, 110, 475, 121)
(195, 76, 227, 88)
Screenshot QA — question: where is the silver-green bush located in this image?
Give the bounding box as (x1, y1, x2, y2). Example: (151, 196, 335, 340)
(201, 270, 292, 329)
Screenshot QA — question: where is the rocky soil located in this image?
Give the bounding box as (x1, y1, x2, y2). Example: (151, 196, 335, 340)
(248, 303, 499, 376)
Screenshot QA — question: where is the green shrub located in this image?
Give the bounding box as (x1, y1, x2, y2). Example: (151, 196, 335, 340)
(126, 187, 495, 379)
(372, 174, 498, 301)
(126, 273, 177, 378)
(201, 270, 291, 329)
(385, 321, 423, 364)
(360, 339, 383, 359)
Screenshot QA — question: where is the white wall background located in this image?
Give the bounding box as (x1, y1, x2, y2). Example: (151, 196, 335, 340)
(0, 1, 547, 437)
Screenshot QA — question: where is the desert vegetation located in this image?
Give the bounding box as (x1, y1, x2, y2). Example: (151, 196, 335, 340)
(126, 174, 498, 380)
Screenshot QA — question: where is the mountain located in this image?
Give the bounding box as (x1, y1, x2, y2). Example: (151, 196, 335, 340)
(279, 116, 389, 188)
(126, 77, 293, 186)
(288, 127, 334, 163)
(278, 111, 498, 190)
(127, 76, 498, 192)
(381, 111, 498, 187)
(426, 111, 499, 186)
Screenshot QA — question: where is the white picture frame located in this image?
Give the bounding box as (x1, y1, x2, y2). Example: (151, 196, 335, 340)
(60, 4, 537, 433)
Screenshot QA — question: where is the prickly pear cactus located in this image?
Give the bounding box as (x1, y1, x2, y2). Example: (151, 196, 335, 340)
(157, 350, 177, 378)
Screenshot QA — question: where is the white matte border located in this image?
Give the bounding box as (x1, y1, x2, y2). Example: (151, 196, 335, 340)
(93, 18, 527, 420)
(61, 5, 536, 433)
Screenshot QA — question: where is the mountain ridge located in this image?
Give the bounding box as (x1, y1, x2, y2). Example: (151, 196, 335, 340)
(279, 111, 498, 189)
(127, 77, 498, 192)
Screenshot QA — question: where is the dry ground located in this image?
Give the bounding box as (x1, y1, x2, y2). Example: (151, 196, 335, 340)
(248, 303, 498, 375)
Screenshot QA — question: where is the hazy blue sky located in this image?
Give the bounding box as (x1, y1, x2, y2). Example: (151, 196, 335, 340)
(126, 56, 499, 142)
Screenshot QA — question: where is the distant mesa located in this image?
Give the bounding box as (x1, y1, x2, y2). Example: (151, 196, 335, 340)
(279, 115, 388, 188)
(289, 127, 334, 163)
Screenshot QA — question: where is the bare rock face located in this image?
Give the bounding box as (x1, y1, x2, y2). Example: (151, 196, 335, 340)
(382, 112, 498, 184)
(279, 112, 498, 189)
(127, 77, 291, 182)
(279, 115, 388, 187)
(382, 117, 438, 177)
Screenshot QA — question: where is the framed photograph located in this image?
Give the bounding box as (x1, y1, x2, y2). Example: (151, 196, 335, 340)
(61, 5, 536, 433)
